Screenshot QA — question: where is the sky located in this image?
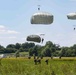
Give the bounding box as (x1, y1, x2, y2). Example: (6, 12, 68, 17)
(0, 0, 76, 47)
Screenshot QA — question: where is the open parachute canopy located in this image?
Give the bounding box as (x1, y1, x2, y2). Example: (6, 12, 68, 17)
(67, 12, 76, 20)
(31, 12, 53, 24)
(26, 35, 41, 43)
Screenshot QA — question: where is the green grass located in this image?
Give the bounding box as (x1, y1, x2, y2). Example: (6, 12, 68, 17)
(0, 57, 76, 75)
(9, 52, 29, 55)
(20, 52, 29, 55)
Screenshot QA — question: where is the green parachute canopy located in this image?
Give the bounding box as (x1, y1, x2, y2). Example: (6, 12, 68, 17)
(67, 12, 76, 20)
(27, 35, 41, 43)
(31, 12, 53, 24)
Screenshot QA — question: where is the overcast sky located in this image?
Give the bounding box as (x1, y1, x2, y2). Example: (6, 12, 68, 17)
(0, 0, 76, 47)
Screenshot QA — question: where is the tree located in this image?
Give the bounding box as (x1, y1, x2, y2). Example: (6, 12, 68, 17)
(15, 43, 21, 49)
(22, 42, 35, 49)
(29, 45, 41, 56)
(5, 48, 17, 53)
(45, 41, 53, 47)
(6, 44, 15, 48)
(0, 45, 5, 53)
(60, 47, 68, 57)
(15, 50, 20, 58)
(41, 46, 52, 57)
(28, 43, 35, 48)
(66, 49, 75, 57)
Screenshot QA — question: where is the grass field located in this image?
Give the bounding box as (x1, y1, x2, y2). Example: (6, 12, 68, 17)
(0, 57, 76, 75)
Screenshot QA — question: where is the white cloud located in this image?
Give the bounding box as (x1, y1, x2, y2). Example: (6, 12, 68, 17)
(7, 30, 19, 34)
(0, 36, 17, 39)
(22, 37, 26, 40)
(0, 25, 20, 47)
(0, 25, 5, 29)
(0, 25, 19, 34)
(0, 25, 6, 32)
(8, 36, 17, 39)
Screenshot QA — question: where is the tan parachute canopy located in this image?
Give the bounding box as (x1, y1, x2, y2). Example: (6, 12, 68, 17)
(31, 12, 53, 24)
(26, 35, 41, 43)
(67, 12, 76, 20)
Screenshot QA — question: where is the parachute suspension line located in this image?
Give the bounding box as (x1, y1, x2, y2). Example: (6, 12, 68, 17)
(37, 0, 41, 11)
(38, 5, 41, 11)
(40, 34, 45, 43)
(73, 25, 76, 30)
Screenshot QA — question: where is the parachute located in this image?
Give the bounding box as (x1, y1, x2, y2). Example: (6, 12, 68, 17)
(26, 35, 41, 43)
(67, 12, 76, 30)
(31, 4, 53, 25)
(67, 12, 76, 20)
(31, 12, 53, 24)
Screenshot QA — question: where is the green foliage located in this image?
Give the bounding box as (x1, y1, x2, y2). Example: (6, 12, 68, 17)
(0, 45, 5, 53)
(6, 44, 15, 48)
(41, 46, 52, 57)
(15, 43, 21, 49)
(1, 41, 76, 57)
(29, 45, 41, 56)
(5, 48, 17, 53)
(15, 50, 20, 58)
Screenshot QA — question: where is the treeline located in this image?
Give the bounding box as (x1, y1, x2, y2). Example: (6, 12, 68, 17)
(0, 42, 35, 53)
(0, 41, 76, 57)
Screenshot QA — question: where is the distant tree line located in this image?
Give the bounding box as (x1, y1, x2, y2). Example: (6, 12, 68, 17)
(0, 41, 76, 57)
(0, 42, 35, 53)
